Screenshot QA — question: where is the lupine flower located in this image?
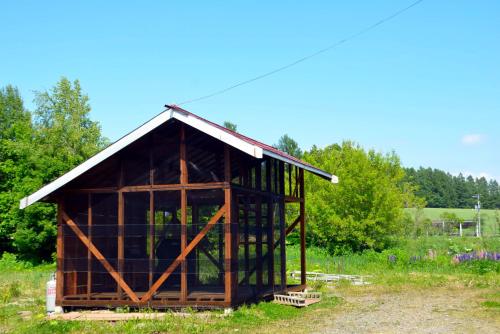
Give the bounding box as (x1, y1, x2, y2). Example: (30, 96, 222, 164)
(451, 251, 499, 264)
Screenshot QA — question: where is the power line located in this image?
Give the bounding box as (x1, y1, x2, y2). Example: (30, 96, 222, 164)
(177, 0, 424, 106)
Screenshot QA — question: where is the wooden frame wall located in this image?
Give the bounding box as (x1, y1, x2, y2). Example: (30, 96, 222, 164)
(55, 123, 308, 309)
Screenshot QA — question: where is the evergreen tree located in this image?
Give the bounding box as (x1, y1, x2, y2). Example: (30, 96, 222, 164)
(223, 121, 237, 132)
(275, 134, 303, 158)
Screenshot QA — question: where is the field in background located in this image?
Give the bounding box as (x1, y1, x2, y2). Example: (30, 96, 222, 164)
(405, 208, 500, 236)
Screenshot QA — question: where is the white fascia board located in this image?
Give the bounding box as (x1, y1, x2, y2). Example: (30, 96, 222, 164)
(171, 111, 263, 159)
(262, 149, 338, 183)
(19, 111, 172, 209)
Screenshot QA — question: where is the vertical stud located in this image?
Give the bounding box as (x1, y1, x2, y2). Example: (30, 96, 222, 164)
(180, 124, 188, 302)
(299, 168, 306, 286)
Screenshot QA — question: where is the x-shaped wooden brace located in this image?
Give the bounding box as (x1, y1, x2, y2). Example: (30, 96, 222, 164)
(63, 205, 226, 303)
(61, 212, 140, 302)
(141, 205, 226, 302)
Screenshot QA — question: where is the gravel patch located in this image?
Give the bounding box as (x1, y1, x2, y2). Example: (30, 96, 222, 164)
(312, 288, 499, 334)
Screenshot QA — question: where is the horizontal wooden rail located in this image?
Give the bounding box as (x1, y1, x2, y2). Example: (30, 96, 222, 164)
(64, 182, 229, 194)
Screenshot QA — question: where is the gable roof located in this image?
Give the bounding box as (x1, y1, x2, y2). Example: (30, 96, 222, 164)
(19, 105, 337, 209)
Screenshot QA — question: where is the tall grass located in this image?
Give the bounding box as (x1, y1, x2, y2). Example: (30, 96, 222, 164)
(287, 236, 500, 283)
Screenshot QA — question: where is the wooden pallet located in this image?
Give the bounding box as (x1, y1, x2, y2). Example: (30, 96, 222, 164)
(287, 291, 322, 299)
(273, 291, 321, 307)
(289, 271, 371, 286)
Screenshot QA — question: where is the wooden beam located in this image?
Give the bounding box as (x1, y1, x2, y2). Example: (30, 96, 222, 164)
(121, 182, 228, 192)
(56, 200, 64, 305)
(266, 159, 274, 288)
(117, 158, 124, 299)
(288, 163, 292, 197)
(285, 216, 301, 236)
(224, 145, 234, 304)
(181, 188, 187, 302)
(117, 191, 124, 299)
(87, 193, 92, 300)
(284, 196, 303, 203)
(180, 124, 188, 302)
(61, 212, 140, 303)
(63, 182, 229, 194)
(255, 165, 263, 292)
(299, 168, 306, 286)
(140, 205, 226, 302)
(279, 161, 286, 290)
(149, 191, 154, 289)
(244, 197, 250, 286)
(231, 184, 280, 199)
(218, 210, 224, 286)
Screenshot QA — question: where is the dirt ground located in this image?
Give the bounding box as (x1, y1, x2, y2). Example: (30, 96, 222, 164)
(311, 287, 500, 334)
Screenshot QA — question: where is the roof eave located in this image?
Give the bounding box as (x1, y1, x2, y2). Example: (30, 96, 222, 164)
(262, 149, 338, 183)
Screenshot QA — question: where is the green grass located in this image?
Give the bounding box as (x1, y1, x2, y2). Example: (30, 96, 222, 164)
(287, 236, 500, 287)
(0, 252, 339, 334)
(1, 236, 499, 333)
(405, 208, 500, 236)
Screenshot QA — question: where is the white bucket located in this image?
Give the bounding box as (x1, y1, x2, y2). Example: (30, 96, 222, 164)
(46, 273, 56, 313)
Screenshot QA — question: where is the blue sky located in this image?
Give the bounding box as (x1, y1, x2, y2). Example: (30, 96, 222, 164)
(1, 1, 499, 180)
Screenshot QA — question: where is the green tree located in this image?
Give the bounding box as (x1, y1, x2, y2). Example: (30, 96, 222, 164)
(302, 141, 417, 254)
(275, 134, 303, 158)
(33, 78, 108, 183)
(223, 121, 237, 132)
(9, 78, 108, 261)
(0, 86, 34, 254)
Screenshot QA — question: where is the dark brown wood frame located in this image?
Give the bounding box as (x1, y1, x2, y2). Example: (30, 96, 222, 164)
(55, 123, 308, 309)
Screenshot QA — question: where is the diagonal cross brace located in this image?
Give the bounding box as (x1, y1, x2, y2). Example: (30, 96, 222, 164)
(61, 212, 140, 303)
(285, 216, 301, 236)
(141, 205, 226, 302)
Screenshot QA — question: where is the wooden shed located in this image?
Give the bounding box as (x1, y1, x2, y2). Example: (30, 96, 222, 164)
(20, 105, 337, 309)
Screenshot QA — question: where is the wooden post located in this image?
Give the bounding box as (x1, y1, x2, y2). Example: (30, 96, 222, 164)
(87, 193, 92, 300)
(149, 140, 155, 289)
(149, 191, 154, 289)
(180, 124, 188, 302)
(279, 161, 286, 290)
(255, 164, 263, 293)
(117, 158, 124, 299)
(299, 168, 306, 286)
(118, 191, 124, 299)
(244, 196, 250, 286)
(218, 208, 224, 286)
(266, 159, 274, 288)
(288, 164, 292, 197)
(224, 145, 235, 305)
(56, 199, 64, 305)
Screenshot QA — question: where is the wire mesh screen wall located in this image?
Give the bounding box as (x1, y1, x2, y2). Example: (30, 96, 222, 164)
(62, 189, 226, 302)
(56, 121, 305, 308)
